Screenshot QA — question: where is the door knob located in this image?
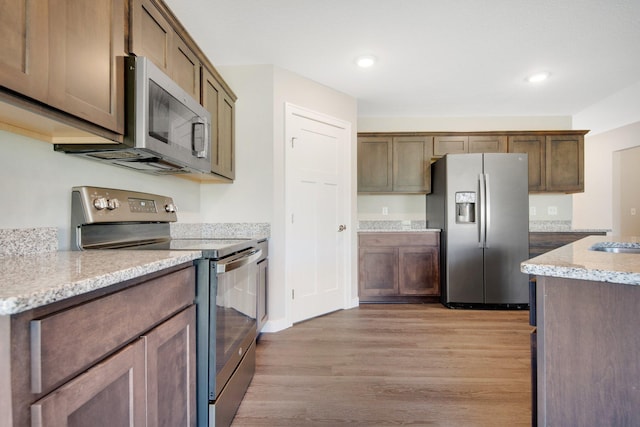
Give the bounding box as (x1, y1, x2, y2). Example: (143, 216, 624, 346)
(338, 224, 347, 232)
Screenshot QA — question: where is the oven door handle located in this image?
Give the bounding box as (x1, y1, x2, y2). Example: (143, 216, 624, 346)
(216, 249, 262, 274)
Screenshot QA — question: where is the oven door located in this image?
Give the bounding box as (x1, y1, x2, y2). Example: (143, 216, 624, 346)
(211, 248, 261, 399)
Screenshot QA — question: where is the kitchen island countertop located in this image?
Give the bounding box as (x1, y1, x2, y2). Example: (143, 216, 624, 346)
(521, 235, 640, 285)
(0, 250, 201, 315)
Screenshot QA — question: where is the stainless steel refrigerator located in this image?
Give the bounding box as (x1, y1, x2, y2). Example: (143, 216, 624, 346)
(426, 153, 529, 308)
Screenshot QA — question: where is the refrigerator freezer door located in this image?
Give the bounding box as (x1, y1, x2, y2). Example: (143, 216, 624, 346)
(444, 154, 485, 303)
(483, 153, 529, 304)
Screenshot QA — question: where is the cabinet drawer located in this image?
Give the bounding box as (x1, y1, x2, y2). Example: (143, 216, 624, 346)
(359, 232, 439, 247)
(30, 266, 195, 395)
(31, 338, 146, 426)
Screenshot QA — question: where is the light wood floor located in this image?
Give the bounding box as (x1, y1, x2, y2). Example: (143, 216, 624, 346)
(232, 304, 532, 426)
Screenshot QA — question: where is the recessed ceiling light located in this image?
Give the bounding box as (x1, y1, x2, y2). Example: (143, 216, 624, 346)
(356, 55, 376, 68)
(526, 71, 551, 83)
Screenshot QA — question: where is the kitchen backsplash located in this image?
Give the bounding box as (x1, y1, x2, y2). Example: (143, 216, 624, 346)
(359, 220, 610, 233)
(358, 220, 428, 231)
(171, 223, 271, 239)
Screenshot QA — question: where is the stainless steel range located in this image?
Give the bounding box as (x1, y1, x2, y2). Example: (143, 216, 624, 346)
(70, 186, 261, 427)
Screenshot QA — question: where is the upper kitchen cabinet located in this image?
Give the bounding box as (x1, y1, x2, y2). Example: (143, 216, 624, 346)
(1, 0, 126, 134)
(508, 134, 546, 192)
(433, 134, 507, 157)
(358, 135, 433, 194)
(0, 0, 49, 102)
(358, 136, 392, 192)
(393, 136, 433, 193)
(129, 0, 200, 100)
(469, 135, 507, 153)
(129, 0, 237, 181)
(434, 135, 467, 156)
(359, 131, 587, 194)
(203, 68, 235, 180)
(48, 0, 126, 133)
(545, 133, 584, 193)
(508, 131, 586, 193)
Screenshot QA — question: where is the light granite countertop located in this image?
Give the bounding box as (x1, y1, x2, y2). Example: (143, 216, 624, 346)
(358, 228, 441, 233)
(521, 235, 640, 286)
(0, 223, 270, 316)
(528, 220, 610, 233)
(358, 220, 609, 234)
(0, 250, 201, 316)
(357, 220, 440, 232)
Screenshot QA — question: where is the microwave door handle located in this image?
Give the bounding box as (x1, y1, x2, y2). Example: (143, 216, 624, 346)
(192, 119, 207, 158)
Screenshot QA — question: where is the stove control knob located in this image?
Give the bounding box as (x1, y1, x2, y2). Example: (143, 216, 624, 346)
(165, 203, 177, 213)
(93, 197, 108, 210)
(107, 198, 120, 210)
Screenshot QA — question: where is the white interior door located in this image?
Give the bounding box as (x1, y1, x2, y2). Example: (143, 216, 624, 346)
(285, 103, 350, 324)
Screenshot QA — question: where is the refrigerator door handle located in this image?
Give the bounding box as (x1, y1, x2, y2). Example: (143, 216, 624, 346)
(478, 173, 486, 248)
(485, 173, 491, 248)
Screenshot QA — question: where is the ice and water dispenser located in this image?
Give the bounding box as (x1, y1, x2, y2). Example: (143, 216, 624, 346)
(455, 191, 476, 223)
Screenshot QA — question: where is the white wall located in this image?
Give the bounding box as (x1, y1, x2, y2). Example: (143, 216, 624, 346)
(357, 195, 426, 221)
(614, 145, 640, 235)
(572, 81, 640, 231)
(572, 120, 640, 231)
(200, 65, 275, 223)
(358, 116, 572, 133)
(0, 131, 201, 249)
(357, 116, 575, 223)
(573, 81, 640, 137)
(215, 65, 358, 331)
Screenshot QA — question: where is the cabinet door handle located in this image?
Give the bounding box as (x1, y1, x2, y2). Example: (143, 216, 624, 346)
(338, 224, 347, 232)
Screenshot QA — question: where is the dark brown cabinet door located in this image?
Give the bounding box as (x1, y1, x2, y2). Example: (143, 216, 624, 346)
(145, 305, 196, 427)
(468, 135, 507, 153)
(359, 232, 440, 301)
(47, 0, 125, 133)
(433, 135, 468, 157)
(398, 246, 440, 296)
(358, 246, 398, 296)
(171, 35, 200, 101)
(130, 0, 200, 101)
(392, 136, 433, 193)
(545, 134, 584, 193)
(508, 135, 546, 192)
(0, 0, 49, 102)
(358, 136, 393, 192)
(31, 338, 146, 426)
(203, 67, 235, 180)
(434, 135, 507, 156)
(129, 0, 172, 70)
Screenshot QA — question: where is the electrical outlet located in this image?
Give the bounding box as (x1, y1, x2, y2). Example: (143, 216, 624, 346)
(631, 208, 637, 216)
(530, 207, 537, 216)
(382, 206, 389, 215)
(548, 206, 558, 216)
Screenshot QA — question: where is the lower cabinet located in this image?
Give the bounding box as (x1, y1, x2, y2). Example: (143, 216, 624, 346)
(31, 337, 148, 425)
(5, 265, 196, 426)
(358, 232, 440, 302)
(143, 305, 196, 426)
(32, 306, 196, 426)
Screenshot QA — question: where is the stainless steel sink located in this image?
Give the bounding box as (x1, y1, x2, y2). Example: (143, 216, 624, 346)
(589, 243, 640, 254)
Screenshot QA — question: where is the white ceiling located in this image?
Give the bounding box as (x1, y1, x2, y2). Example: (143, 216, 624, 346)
(164, 0, 640, 118)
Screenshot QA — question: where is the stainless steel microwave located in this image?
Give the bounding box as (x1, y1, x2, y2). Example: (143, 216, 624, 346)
(55, 56, 212, 175)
